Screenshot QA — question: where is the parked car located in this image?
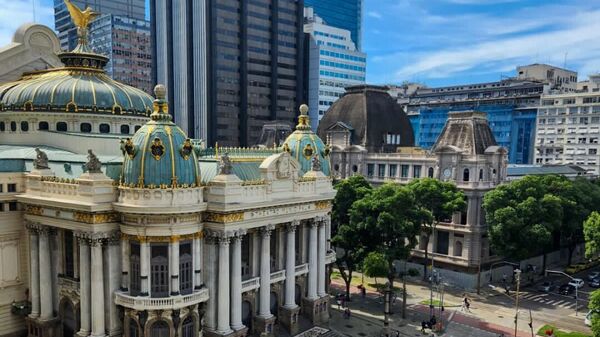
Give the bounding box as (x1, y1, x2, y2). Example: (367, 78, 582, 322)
(537, 281, 555, 292)
(588, 271, 600, 281)
(558, 284, 575, 295)
(590, 278, 600, 288)
(568, 278, 585, 289)
(586, 311, 592, 327)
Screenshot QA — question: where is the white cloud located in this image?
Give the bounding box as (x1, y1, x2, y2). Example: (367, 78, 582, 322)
(367, 11, 382, 19)
(0, 0, 54, 47)
(392, 10, 600, 81)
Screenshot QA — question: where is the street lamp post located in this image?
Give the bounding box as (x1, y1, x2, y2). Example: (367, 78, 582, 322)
(545, 269, 579, 316)
(429, 223, 436, 320)
(383, 281, 391, 337)
(514, 269, 522, 337)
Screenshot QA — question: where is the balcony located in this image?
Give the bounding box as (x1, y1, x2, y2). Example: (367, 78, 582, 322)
(270, 270, 286, 283)
(114, 288, 209, 311)
(242, 277, 260, 292)
(326, 251, 336, 264)
(295, 263, 308, 276)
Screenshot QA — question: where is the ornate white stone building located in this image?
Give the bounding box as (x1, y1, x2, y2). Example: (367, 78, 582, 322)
(317, 86, 507, 288)
(0, 4, 335, 337)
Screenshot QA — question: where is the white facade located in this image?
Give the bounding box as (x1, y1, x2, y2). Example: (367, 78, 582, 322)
(304, 8, 366, 130)
(517, 63, 578, 92)
(534, 79, 600, 174)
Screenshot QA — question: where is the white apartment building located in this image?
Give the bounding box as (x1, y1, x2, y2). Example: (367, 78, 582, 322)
(535, 75, 600, 174)
(304, 7, 366, 130)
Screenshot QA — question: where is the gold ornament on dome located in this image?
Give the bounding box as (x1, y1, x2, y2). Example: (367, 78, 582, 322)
(303, 143, 314, 159)
(282, 143, 291, 153)
(150, 137, 165, 160)
(180, 138, 194, 160)
(120, 138, 136, 158)
(64, 0, 100, 31)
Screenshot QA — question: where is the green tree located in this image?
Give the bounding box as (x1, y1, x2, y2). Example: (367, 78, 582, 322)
(363, 251, 389, 284)
(483, 175, 564, 273)
(588, 290, 600, 336)
(350, 183, 431, 317)
(406, 178, 466, 279)
(584, 212, 600, 258)
(331, 175, 373, 300)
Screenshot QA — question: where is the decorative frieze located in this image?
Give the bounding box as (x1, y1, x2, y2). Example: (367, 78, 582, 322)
(25, 205, 43, 216)
(121, 232, 203, 243)
(74, 212, 118, 224)
(203, 211, 245, 223)
(314, 201, 331, 210)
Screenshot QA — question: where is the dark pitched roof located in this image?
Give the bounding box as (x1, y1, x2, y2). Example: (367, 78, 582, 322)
(317, 85, 414, 152)
(432, 111, 497, 156)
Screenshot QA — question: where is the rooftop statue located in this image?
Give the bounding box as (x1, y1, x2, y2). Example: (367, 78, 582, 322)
(85, 149, 102, 173)
(64, 0, 100, 31)
(33, 148, 49, 170)
(218, 153, 233, 175)
(311, 155, 321, 172)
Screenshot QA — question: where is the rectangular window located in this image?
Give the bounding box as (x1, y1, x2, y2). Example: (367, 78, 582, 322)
(389, 164, 397, 177)
(7, 184, 16, 193)
(414, 165, 421, 178)
(130, 242, 141, 296)
(64, 230, 74, 278)
(378, 164, 385, 178)
(179, 241, 193, 295)
(401, 165, 409, 178)
(0, 184, 3, 193)
(8, 202, 17, 211)
(151, 244, 169, 298)
(367, 164, 374, 177)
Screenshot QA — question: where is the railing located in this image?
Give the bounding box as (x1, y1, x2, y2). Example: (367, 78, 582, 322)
(241, 277, 260, 293)
(270, 270, 286, 283)
(295, 263, 309, 276)
(114, 288, 209, 311)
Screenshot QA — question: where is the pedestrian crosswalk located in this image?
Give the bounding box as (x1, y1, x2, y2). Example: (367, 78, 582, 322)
(517, 292, 577, 308)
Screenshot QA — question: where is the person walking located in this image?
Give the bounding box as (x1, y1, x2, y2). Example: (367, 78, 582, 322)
(464, 296, 471, 313)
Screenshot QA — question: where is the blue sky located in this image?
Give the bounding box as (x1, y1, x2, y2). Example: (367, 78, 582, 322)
(2, 0, 600, 88)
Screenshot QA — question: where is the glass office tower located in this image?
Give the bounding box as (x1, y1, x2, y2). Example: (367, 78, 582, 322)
(304, 0, 363, 51)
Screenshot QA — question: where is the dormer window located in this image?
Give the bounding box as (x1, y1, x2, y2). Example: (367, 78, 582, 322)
(385, 133, 401, 145)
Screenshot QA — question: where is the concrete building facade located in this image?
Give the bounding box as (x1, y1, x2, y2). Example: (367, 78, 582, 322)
(534, 75, 600, 174)
(304, 8, 366, 130)
(151, 0, 306, 146)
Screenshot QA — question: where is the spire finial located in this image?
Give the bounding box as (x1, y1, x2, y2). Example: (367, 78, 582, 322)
(64, 0, 100, 53)
(151, 84, 171, 121)
(296, 104, 311, 130)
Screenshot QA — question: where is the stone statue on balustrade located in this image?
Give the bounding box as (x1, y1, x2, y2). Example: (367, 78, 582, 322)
(218, 152, 233, 175)
(85, 149, 103, 173)
(33, 148, 49, 170)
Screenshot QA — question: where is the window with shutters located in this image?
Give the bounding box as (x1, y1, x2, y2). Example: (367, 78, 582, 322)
(151, 244, 169, 297)
(130, 242, 141, 296)
(179, 242, 193, 295)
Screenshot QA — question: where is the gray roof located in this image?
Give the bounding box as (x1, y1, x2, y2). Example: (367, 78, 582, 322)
(507, 164, 588, 177)
(317, 85, 414, 152)
(432, 111, 497, 155)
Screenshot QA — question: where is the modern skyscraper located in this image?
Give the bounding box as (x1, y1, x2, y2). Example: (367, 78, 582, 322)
(304, 8, 366, 130)
(151, 0, 306, 147)
(89, 14, 153, 93)
(304, 0, 363, 51)
(54, 0, 146, 51)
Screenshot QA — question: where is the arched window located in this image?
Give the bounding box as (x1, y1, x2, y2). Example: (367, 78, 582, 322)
(454, 241, 463, 257)
(61, 300, 76, 337)
(134, 125, 142, 132)
(80, 123, 92, 133)
(334, 164, 340, 171)
(10, 121, 16, 132)
(38, 121, 49, 130)
(130, 242, 141, 296)
(352, 165, 358, 173)
(129, 318, 140, 337)
(0, 121, 4, 131)
(479, 169, 484, 181)
(428, 167, 434, 178)
(150, 320, 169, 337)
(270, 292, 278, 317)
(181, 316, 195, 337)
(99, 123, 110, 133)
(179, 242, 193, 295)
(463, 168, 470, 182)
(56, 122, 68, 132)
(20, 121, 29, 132)
(151, 244, 169, 297)
(120, 125, 130, 134)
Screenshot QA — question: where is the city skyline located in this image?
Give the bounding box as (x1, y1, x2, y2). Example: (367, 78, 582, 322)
(2, 0, 600, 88)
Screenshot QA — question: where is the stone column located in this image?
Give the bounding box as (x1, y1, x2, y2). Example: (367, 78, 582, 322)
(284, 221, 298, 308)
(230, 231, 245, 330)
(28, 227, 40, 318)
(106, 236, 122, 335)
(51, 231, 59, 313)
(121, 236, 130, 291)
(259, 226, 273, 318)
(170, 236, 180, 296)
(318, 220, 326, 297)
(193, 234, 202, 290)
(77, 235, 91, 337)
(324, 217, 331, 250)
(204, 235, 217, 331)
(90, 239, 106, 337)
(140, 240, 150, 296)
(39, 227, 53, 320)
(307, 220, 318, 300)
(216, 235, 232, 334)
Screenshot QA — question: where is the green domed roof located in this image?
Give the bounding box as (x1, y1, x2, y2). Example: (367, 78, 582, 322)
(282, 105, 331, 176)
(120, 85, 200, 188)
(0, 9, 153, 116)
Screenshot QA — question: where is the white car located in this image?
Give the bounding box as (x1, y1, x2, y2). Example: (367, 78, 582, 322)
(568, 278, 585, 289)
(589, 271, 600, 281)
